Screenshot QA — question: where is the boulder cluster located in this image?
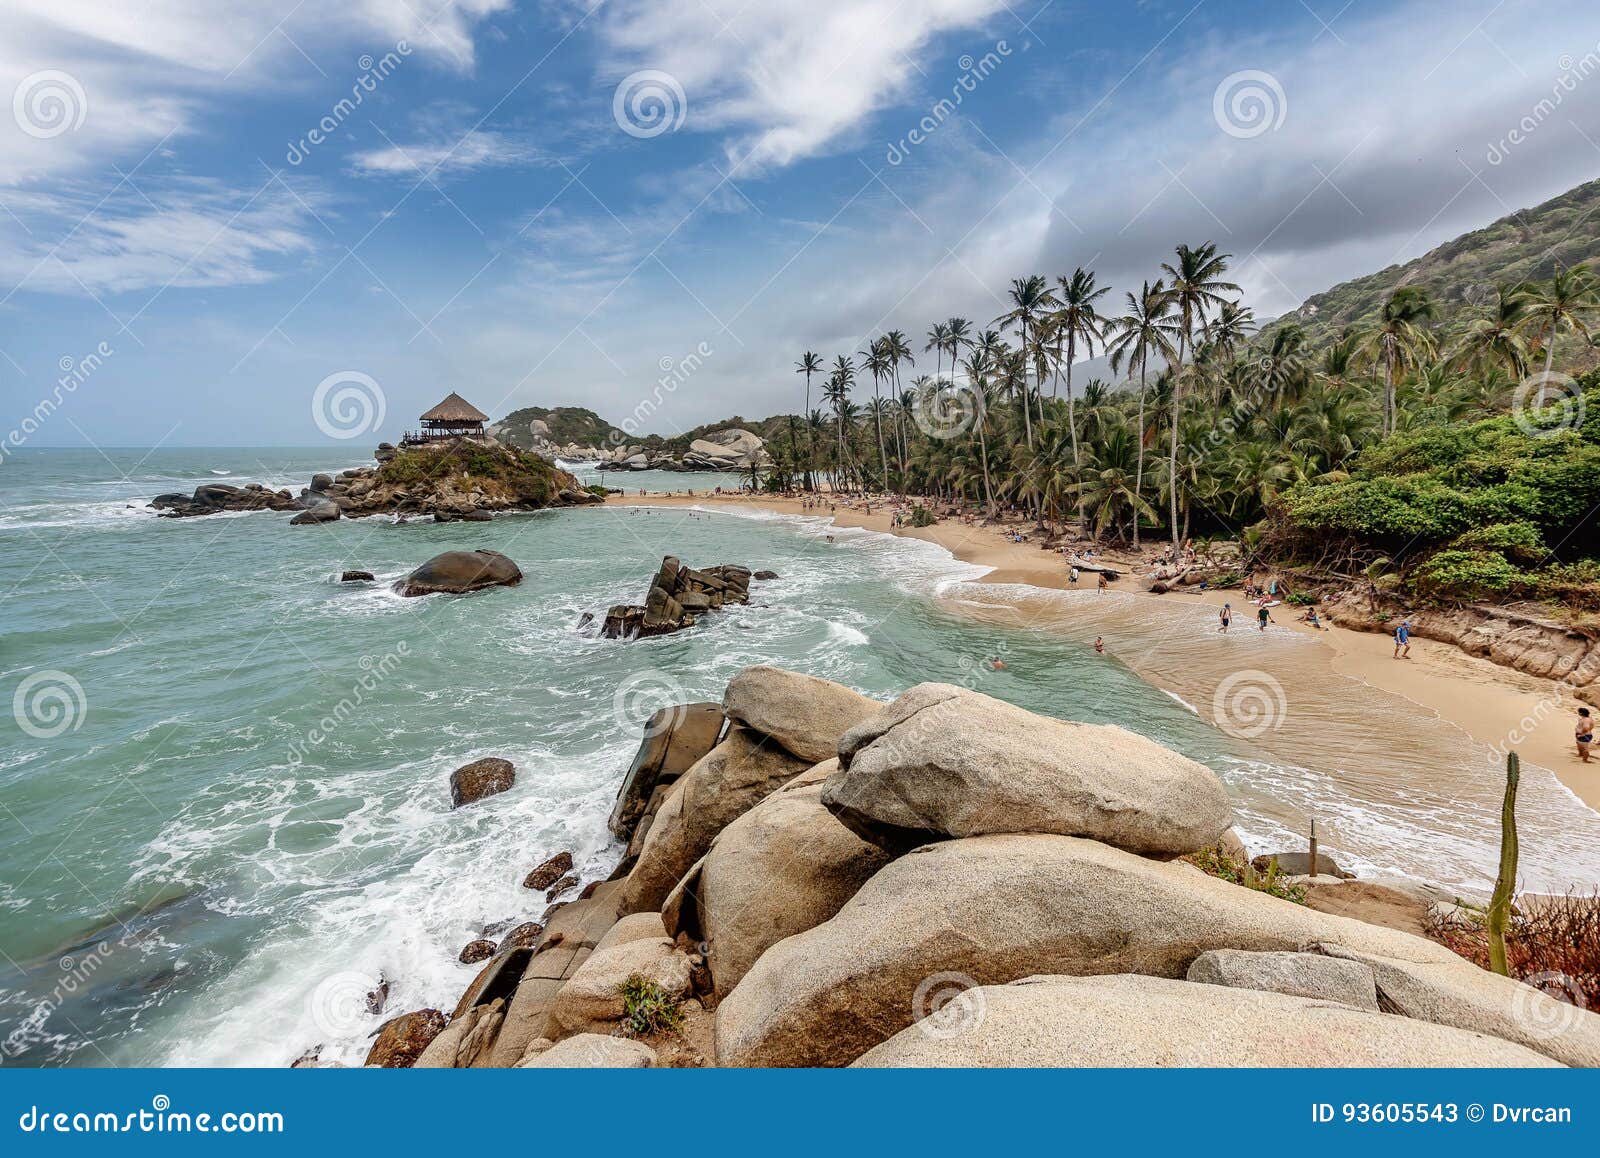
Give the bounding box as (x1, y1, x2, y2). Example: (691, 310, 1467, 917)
(600, 555, 759, 639)
(594, 428, 769, 473)
(361, 665, 1600, 1069)
(150, 482, 302, 518)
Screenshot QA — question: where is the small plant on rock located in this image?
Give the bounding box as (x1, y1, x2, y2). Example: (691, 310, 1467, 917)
(617, 973, 684, 1037)
(1182, 843, 1308, 905)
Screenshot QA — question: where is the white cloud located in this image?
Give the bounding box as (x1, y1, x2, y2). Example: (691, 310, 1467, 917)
(351, 128, 540, 177)
(593, 0, 1007, 169)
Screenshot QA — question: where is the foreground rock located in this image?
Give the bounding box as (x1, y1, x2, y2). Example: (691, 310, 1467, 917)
(723, 666, 881, 764)
(364, 1008, 447, 1067)
(517, 1034, 657, 1068)
(608, 703, 726, 842)
(850, 975, 1560, 1067)
(619, 725, 810, 913)
(449, 757, 515, 808)
(714, 833, 1598, 1067)
(680, 776, 893, 998)
(1186, 948, 1379, 1011)
(151, 482, 301, 518)
(523, 851, 574, 891)
(823, 683, 1231, 856)
(543, 936, 693, 1038)
(601, 555, 752, 639)
(398, 550, 522, 597)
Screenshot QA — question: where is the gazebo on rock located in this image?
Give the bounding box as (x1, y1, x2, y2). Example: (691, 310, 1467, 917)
(402, 392, 490, 444)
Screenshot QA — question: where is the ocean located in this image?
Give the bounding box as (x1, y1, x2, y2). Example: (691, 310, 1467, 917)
(2, 447, 1597, 1067)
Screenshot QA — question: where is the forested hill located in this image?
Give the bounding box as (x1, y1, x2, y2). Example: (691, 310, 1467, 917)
(1262, 176, 1600, 352)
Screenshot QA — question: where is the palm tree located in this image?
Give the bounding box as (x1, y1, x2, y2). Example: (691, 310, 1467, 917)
(944, 317, 973, 371)
(925, 322, 951, 383)
(1070, 425, 1157, 542)
(993, 275, 1058, 448)
(1049, 268, 1111, 515)
(1159, 242, 1239, 550)
(860, 338, 892, 490)
(825, 355, 856, 491)
(1455, 283, 1531, 380)
(1106, 279, 1179, 547)
(883, 329, 915, 491)
(1355, 286, 1437, 436)
(960, 350, 998, 516)
(794, 351, 823, 490)
(1521, 265, 1599, 401)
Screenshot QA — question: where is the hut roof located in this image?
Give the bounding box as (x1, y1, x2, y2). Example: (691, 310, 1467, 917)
(420, 392, 490, 423)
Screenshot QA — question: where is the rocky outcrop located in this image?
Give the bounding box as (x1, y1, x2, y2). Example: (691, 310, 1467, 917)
(543, 936, 693, 1039)
(517, 1033, 657, 1068)
(1186, 948, 1380, 1011)
(364, 1008, 447, 1068)
(151, 482, 301, 518)
(619, 726, 810, 914)
(713, 833, 1597, 1067)
(722, 666, 881, 764)
(850, 975, 1560, 1067)
(448, 757, 515, 808)
(822, 684, 1232, 856)
(1324, 586, 1600, 707)
(609, 703, 726, 843)
(523, 851, 574, 891)
(593, 427, 769, 473)
(600, 556, 753, 639)
(398, 550, 521, 597)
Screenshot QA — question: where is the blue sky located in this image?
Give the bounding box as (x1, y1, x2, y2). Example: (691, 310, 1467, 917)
(2, 0, 1599, 448)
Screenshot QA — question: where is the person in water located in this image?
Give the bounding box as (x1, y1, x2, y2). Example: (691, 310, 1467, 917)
(1578, 707, 1594, 763)
(1219, 603, 1232, 633)
(1093, 636, 1105, 655)
(1256, 604, 1273, 631)
(986, 656, 1006, 671)
(1394, 619, 1412, 659)
(1069, 566, 1079, 585)
(1097, 572, 1108, 594)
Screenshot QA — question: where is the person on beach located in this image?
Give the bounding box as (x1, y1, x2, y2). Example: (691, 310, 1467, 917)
(1093, 636, 1105, 655)
(1578, 707, 1594, 762)
(1069, 566, 1079, 585)
(1299, 606, 1326, 630)
(1394, 619, 1412, 660)
(1256, 604, 1272, 631)
(1097, 572, 1108, 594)
(1219, 603, 1232, 633)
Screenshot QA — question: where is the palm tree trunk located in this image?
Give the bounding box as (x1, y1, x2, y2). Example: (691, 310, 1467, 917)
(1169, 333, 1187, 552)
(804, 372, 815, 491)
(1133, 358, 1148, 548)
(1539, 326, 1556, 405)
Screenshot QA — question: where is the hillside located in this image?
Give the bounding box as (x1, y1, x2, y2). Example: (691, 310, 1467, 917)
(493, 406, 630, 451)
(1261, 176, 1600, 355)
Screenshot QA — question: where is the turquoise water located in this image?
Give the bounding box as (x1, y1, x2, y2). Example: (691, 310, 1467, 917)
(2, 448, 1597, 1066)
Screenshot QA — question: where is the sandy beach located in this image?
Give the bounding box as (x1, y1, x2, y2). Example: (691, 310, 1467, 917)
(611, 490, 1600, 814)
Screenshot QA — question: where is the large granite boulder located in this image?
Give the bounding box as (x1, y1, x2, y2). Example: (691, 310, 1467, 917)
(364, 1008, 447, 1068)
(608, 701, 725, 842)
(517, 1034, 657, 1068)
(822, 684, 1231, 856)
(850, 975, 1560, 1068)
(722, 666, 882, 764)
(683, 778, 893, 998)
(714, 833, 1596, 1067)
(543, 936, 693, 1039)
(449, 757, 515, 808)
(619, 726, 810, 914)
(397, 549, 521, 597)
(1186, 948, 1379, 1012)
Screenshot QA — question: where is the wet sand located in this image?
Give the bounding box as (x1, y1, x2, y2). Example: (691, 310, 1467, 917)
(611, 490, 1600, 817)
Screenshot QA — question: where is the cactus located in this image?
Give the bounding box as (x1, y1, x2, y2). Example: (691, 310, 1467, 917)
(1487, 750, 1520, 976)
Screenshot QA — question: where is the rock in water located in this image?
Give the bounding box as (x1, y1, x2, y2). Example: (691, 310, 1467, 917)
(449, 757, 515, 808)
(822, 682, 1231, 856)
(849, 975, 1560, 1068)
(364, 1008, 447, 1067)
(289, 500, 340, 525)
(722, 665, 882, 764)
(458, 939, 497, 964)
(397, 549, 521, 597)
(523, 851, 574, 890)
(340, 570, 375, 582)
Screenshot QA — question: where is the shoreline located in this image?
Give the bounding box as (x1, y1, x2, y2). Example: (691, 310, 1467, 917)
(608, 491, 1600, 814)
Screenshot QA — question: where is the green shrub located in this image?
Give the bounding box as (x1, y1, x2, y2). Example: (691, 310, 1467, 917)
(1182, 844, 1307, 905)
(616, 974, 683, 1037)
(1412, 549, 1523, 598)
(909, 505, 936, 528)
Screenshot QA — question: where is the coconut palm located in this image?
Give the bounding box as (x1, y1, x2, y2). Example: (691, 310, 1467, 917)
(860, 338, 892, 489)
(1454, 283, 1531, 379)
(993, 275, 1058, 447)
(1106, 279, 1179, 546)
(1355, 286, 1437, 436)
(1520, 265, 1599, 402)
(794, 351, 823, 490)
(925, 323, 950, 384)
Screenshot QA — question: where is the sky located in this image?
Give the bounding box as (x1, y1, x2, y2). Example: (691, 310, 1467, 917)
(2, 0, 1599, 448)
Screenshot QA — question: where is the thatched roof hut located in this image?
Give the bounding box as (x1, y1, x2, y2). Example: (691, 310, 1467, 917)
(409, 392, 489, 441)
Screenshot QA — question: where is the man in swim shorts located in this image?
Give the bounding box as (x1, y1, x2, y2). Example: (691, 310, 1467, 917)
(1579, 707, 1594, 763)
(1256, 605, 1272, 631)
(1219, 603, 1231, 633)
(1394, 619, 1412, 659)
